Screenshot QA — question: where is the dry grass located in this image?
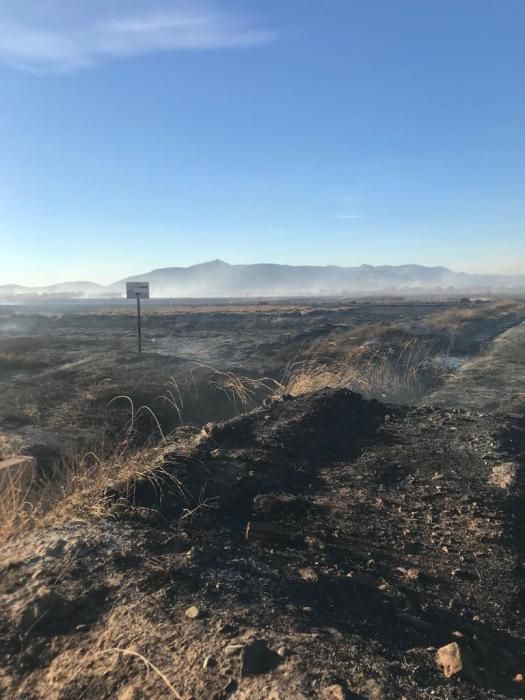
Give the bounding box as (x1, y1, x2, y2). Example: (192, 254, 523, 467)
(274, 337, 444, 404)
(0, 467, 35, 545)
(188, 334, 446, 407)
(0, 409, 194, 544)
(201, 365, 280, 412)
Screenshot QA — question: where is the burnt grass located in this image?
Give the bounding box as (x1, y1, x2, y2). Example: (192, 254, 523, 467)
(1, 297, 524, 471)
(1, 389, 525, 698)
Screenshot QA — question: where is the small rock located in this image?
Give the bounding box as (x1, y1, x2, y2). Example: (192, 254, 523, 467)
(185, 606, 201, 620)
(224, 643, 245, 657)
(277, 646, 287, 658)
(436, 642, 463, 678)
(240, 639, 281, 676)
(299, 567, 319, 583)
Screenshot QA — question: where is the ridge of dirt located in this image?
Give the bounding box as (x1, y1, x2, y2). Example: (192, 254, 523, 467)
(1, 389, 524, 699)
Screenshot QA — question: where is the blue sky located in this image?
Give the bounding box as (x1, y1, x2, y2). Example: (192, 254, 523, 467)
(1, 0, 524, 285)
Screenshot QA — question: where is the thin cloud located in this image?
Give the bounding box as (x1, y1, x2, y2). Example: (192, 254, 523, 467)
(0, 1, 275, 72)
(339, 214, 363, 219)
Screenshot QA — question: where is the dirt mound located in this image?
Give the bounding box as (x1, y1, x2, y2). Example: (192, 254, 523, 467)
(1, 389, 524, 698)
(111, 390, 388, 523)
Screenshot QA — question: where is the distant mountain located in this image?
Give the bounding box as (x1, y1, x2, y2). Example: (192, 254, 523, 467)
(0, 280, 111, 301)
(3, 260, 525, 299)
(0, 281, 105, 296)
(111, 260, 525, 297)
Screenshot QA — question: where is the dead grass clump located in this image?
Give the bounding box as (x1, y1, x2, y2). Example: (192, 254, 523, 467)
(275, 338, 444, 404)
(0, 413, 194, 543)
(202, 365, 281, 413)
(43, 439, 184, 523)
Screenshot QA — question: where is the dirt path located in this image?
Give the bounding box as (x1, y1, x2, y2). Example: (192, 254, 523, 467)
(426, 321, 525, 412)
(1, 390, 524, 698)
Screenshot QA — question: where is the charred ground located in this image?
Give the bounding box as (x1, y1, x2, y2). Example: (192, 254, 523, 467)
(1, 390, 525, 698)
(1, 298, 525, 698)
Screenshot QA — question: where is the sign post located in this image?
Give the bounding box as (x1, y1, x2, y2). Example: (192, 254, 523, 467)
(126, 282, 150, 353)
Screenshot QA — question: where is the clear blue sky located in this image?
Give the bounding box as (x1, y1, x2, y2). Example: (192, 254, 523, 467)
(1, 0, 524, 285)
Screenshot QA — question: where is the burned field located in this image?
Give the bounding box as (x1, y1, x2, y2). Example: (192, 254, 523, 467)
(1, 298, 525, 698)
(0, 297, 521, 466)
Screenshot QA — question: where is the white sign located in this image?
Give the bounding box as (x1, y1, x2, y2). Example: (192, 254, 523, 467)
(126, 282, 150, 299)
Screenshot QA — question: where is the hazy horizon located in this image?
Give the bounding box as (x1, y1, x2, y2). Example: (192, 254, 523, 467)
(5, 258, 525, 289)
(4, 259, 525, 300)
(1, 1, 524, 286)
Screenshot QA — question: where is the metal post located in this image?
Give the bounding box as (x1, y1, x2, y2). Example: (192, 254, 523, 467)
(136, 295, 142, 353)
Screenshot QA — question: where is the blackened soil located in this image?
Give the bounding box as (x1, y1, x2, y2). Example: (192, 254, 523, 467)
(1, 390, 524, 698)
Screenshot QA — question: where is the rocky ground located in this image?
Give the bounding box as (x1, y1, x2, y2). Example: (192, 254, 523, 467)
(1, 386, 525, 698)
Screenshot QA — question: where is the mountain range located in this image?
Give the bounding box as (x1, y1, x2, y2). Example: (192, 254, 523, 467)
(2, 260, 525, 298)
